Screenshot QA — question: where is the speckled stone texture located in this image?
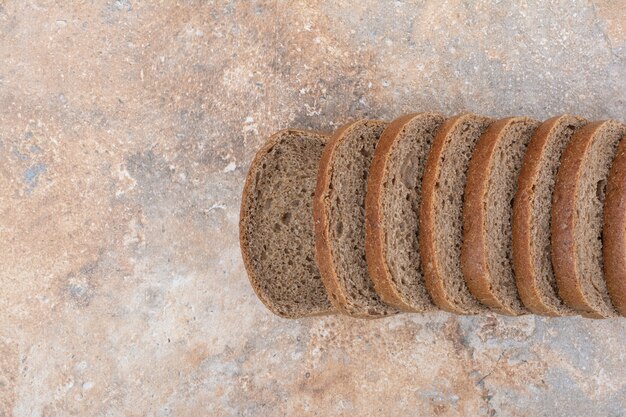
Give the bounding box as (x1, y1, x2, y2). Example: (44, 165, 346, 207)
(0, 1, 625, 416)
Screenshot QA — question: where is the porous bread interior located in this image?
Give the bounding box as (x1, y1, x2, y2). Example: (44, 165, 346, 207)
(574, 121, 626, 316)
(244, 132, 332, 317)
(527, 117, 585, 314)
(431, 115, 492, 313)
(327, 121, 396, 316)
(380, 114, 443, 310)
(485, 119, 539, 313)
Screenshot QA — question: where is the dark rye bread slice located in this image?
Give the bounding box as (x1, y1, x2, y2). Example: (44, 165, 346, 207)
(512, 115, 587, 316)
(552, 120, 626, 318)
(420, 113, 494, 314)
(314, 119, 397, 318)
(604, 135, 626, 316)
(365, 113, 444, 312)
(239, 130, 334, 318)
(462, 117, 540, 316)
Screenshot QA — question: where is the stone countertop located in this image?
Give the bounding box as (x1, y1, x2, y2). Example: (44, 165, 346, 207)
(1, 1, 625, 416)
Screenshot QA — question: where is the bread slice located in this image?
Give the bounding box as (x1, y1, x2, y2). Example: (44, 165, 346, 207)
(314, 119, 397, 318)
(462, 117, 540, 316)
(604, 135, 626, 316)
(552, 120, 626, 318)
(420, 113, 494, 314)
(239, 130, 334, 318)
(512, 115, 587, 316)
(365, 113, 444, 312)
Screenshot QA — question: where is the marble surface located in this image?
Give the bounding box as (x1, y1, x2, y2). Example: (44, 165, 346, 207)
(1, 1, 625, 416)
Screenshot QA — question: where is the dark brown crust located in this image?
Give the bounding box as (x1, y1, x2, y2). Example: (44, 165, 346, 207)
(239, 129, 335, 319)
(365, 113, 438, 312)
(603, 135, 626, 316)
(551, 121, 617, 319)
(420, 113, 492, 314)
(512, 115, 584, 316)
(462, 117, 534, 316)
(314, 119, 395, 319)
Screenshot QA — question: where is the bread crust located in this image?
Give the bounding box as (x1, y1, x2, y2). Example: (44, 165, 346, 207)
(419, 113, 492, 314)
(512, 115, 584, 316)
(314, 119, 395, 318)
(551, 121, 619, 318)
(365, 113, 440, 312)
(239, 129, 334, 318)
(603, 135, 626, 316)
(462, 117, 535, 316)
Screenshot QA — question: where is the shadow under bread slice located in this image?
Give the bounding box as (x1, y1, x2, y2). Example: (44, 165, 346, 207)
(512, 115, 587, 316)
(240, 130, 334, 318)
(552, 120, 626, 318)
(365, 113, 444, 312)
(419, 113, 494, 314)
(314, 119, 398, 318)
(462, 117, 540, 316)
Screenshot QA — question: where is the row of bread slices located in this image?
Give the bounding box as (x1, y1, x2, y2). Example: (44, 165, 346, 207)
(239, 113, 625, 319)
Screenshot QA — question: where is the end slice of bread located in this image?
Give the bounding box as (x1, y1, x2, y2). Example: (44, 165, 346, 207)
(512, 115, 587, 316)
(604, 135, 626, 316)
(365, 113, 444, 312)
(552, 120, 626, 318)
(315, 119, 398, 318)
(240, 130, 334, 318)
(420, 113, 494, 314)
(462, 117, 540, 316)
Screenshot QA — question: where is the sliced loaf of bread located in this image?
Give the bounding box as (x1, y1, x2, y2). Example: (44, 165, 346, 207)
(462, 117, 540, 316)
(512, 115, 587, 316)
(604, 135, 626, 316)
(420, 113, 494, 314)
(239, 130, 334, 318)
(314, 119, 398, 318)
(365, 113, 444, 312)
(552, 120, 626, 318)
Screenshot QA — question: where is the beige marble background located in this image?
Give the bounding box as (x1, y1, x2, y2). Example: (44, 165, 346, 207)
(1, 1, 625, 416)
